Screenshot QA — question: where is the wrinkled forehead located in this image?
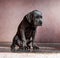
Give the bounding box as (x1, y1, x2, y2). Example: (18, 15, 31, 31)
(33, 10, 42, 16)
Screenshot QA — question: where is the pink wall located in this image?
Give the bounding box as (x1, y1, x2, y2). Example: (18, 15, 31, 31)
(0, 0, 60, 43)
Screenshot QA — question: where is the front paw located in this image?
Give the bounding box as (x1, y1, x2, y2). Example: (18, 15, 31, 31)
(23, 45, 31, 50)
(27, 45, 31, 49)
(23, 46, 28, 50)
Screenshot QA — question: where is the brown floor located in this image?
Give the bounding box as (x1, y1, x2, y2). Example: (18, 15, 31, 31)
(0, 42, 60, 53)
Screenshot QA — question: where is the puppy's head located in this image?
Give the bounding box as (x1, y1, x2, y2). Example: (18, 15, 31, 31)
(26, 10, 43, 26)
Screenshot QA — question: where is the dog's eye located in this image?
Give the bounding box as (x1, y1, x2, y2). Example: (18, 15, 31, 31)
(40, 16, 42, 18)
(36, 16, 40, 18)
(36, 15, 42, 18)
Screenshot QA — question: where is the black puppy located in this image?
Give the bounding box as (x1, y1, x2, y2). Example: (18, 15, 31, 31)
(11, 10, 43, 51)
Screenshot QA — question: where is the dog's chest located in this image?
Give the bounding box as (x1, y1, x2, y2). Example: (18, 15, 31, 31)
(24, 26, 35, 39)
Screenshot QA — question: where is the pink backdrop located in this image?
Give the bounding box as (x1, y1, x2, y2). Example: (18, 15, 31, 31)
(0, 0, 60, 43)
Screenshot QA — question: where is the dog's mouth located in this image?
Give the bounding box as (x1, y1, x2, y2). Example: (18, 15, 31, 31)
(39, 24, 42, 26)
(34, 24, 42, 27)
(34, 22, 42, 26)
(40, 22, 42, 26)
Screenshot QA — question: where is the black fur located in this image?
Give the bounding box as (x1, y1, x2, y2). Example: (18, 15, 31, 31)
(11, 10, 43, 51)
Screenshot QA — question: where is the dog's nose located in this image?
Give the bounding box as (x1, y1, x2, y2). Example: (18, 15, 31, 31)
(39, 21, 42, 25)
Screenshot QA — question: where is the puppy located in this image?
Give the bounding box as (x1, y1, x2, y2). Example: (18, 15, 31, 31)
(11, 10, 43, 51)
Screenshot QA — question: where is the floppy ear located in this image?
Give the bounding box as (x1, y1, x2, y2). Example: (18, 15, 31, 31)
(26, 13, 32, 23)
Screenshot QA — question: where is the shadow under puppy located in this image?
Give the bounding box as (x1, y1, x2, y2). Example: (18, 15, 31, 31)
(11, 10, 43, 51)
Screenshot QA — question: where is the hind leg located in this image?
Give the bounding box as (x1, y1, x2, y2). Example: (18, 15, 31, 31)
(11, 35, 23, 51)
(11, 37, 16, 51)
